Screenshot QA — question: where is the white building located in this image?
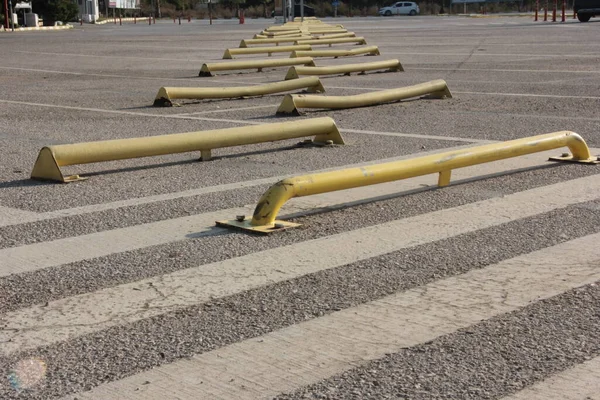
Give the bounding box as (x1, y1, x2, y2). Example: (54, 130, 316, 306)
(75, 0, 100, 22)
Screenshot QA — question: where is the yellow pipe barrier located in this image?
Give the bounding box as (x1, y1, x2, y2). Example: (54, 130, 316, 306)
(285, 59, 403, 80)
(259, 29, 302, 36)
(295, 37, 367, 47)
(240, 36, 311, 47)
(154, 76, 326, 107)
(223, 45, 312, 59)
(314, 32, 357, 39)
(216, 131, 599, 233)
(306, 28, 348, 34)
(30, 118, 345, 183)
(254, 32, 305, 39)
(290, 46, 380, 58)
(276, 79, 451, 115)
(199, 56, 316, 77)
(264, 26, 303, 32)
(266, 24, 345, 31)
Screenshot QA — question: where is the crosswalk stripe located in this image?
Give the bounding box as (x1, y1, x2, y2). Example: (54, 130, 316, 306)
(60, 232, 600, 400)
(2, 174, 599, 356)
(0, 148, 564, 277)
(0, 206, 39, 226)
(500, 356, 600, 400)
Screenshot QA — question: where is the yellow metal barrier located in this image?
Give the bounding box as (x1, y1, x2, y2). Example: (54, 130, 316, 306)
(223, 45, 312, 59)
(314, 32, 357, 39)
(285, 59, 403, 80)
(290, 46, 380, 58)
(254, 33, 304, 39)
(30, 118, 345, 183)
(306, 28, 349, 34)
(154, 76, 325, 107)
(258, 29, 302, 37)
(277, 79, 451, 115)
(240, 36, 311, 47)
(295, 37, 367, 47)
(216, 132, 599, 233)
(199, 57, 316, 77)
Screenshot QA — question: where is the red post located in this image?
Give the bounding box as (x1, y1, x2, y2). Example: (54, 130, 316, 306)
(552, 0, 557, 21)
(534, 0, 539, 20)
(573, 9, 576, 18)
(239, 10, 245, 24)
(188, 15, 191, 22)
(561, 0, 566, 21)
(544, 0, 548, 20)
(153, 15, 156, 24)
(119, 15, 122, 25)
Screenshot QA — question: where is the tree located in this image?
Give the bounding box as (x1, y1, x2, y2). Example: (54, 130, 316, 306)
(33, 0, 78, 23)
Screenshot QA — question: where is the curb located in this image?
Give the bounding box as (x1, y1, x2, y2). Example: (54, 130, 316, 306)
(0, 24, 73, 32)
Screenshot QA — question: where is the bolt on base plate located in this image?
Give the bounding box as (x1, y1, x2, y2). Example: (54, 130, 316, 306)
(216, 217, 301, 234)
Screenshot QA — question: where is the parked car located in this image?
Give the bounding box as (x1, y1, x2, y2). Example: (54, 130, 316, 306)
(574, 0, 600, 21)
(379, 2, 420, 16)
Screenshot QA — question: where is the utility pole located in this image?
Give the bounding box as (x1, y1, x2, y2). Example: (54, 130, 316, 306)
(300, 0, 304, 21)
(3, 0, 9, 29)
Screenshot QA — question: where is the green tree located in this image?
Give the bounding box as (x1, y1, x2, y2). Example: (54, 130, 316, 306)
(33, 0, 79, 22)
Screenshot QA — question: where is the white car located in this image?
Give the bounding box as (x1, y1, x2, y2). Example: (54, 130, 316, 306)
(379, 2, 420, 16)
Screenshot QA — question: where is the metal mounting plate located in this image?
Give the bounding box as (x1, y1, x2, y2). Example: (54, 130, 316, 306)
(548, 155, 600, 164)
(216, 218, 301, 235)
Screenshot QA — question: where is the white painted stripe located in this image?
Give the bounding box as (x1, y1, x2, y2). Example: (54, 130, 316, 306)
(0, 66, 202, 82)
(0, 144, 505, 229)
(13, 50, 205, 63)
(501, 356, 600, 400)
(2, 174, 600, 356)
(326, 85, 600, 100)
(454, 90, 600, 100)
(410, 66, 600, 75)
(0, 99, 255, 125)
(382, 51, 599, 58)
(0, 148, 564, 275)
(0, 66, 261, 86)
(172, 104, 278, 116)
(61, 232, 600, 400)
(0, 206, 39, 226)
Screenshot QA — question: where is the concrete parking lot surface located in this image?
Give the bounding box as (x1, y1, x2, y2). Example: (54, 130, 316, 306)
(0, 15, 599, 399)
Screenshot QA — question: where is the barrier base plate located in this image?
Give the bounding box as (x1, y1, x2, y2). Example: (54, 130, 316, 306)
(216, 217, 301, 234)
(548, 155, 600, 164)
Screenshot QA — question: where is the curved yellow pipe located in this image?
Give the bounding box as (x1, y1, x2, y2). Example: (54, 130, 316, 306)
(291, 46, 380, 58)
(199, 57, 315, 77)
(285, 59, 403, 79)
(154, 76, 325, 107)
(223, 45, 312, 59)
(276, 79, 451, 114)
(246, 131, 598, 228)
(240, 36, 311, 47)
(295, 37, 367, 46)
(30, 117, 344, 183)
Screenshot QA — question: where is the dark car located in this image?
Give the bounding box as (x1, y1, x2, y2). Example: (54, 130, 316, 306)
(575, 0, 600, 21)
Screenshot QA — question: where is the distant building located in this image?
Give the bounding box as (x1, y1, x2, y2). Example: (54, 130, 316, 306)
(74, 0, 100, 22)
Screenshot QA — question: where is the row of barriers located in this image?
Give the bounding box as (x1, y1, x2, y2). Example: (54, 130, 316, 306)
(29, 18, 599, 235)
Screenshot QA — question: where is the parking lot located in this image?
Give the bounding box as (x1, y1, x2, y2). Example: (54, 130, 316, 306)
(1, 14, 600, 399)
